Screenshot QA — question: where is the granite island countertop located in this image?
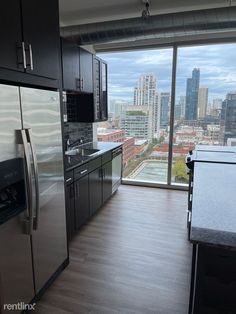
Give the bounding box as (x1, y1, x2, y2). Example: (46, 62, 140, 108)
(192, 145, 236, 164)
(65, 141, 122, 171)
(190, 161, 236, 248)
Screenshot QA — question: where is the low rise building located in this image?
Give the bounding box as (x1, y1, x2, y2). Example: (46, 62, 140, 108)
(97, 128, 135, 167)
(134, 139, 148, 156)
(97, 128, 124, 142)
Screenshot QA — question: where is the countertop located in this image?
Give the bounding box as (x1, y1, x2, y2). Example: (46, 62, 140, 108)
(193, 145, 236, 164)
(65, 141, 122, 171)
(190, 162, 236, 248)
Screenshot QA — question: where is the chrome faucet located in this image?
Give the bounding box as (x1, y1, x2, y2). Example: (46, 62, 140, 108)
(65, 137, 85, 152)
(79, 137, 85, 145)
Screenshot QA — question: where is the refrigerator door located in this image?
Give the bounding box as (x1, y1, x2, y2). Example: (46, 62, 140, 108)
(20, 87, 68, 293)
(0, 218, 35, 313)
(0, 84, 35, 312)
(0, 84, 22, 162)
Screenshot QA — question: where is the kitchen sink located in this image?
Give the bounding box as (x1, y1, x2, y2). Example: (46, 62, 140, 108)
(82, 148, 100, 156)
(65, 148, 100, 157)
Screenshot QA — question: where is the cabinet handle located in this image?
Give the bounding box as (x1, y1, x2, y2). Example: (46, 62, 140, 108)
(81, 78, 84, 90)
(76, 78, 80, 90)
(66, 177, 72, 183)
(22, 42, 27, 69)
(80, 169, 88, 175)
(75, 183, 79, 199)
(29, 44, 34, 70)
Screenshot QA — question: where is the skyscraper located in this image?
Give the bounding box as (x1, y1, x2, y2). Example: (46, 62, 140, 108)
(179, 96, 186, 119)
(198, 87, 208, 119)
(185, 68, 200, 120)
(134, 74, 157, 107)
(213, 98, 223, 110)
(159, 92, 170, 128)
(109, 99, 128, 118)
(220, 92, 236, 144)
(133, 74, 158, 138)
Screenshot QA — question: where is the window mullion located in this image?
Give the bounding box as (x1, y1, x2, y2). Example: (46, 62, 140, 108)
(167, 45, 178, 186)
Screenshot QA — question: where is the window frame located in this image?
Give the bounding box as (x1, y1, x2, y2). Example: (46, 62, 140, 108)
(97, 38, 236, 190)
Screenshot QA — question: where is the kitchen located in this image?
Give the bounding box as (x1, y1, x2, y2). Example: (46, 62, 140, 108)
(1, 1, 236, 314)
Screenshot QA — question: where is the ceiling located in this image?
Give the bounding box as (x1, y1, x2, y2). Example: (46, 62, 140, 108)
(59, 0, 234, 27)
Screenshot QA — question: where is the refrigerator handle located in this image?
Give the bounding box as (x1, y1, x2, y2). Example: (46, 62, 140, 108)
(17, 129, 34, 235)
(29, 44, 34, 71)
(26, 128, 40, 230)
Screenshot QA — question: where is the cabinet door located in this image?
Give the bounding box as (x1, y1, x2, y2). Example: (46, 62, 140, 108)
(65, 184, 75, 241)
(80, 48, 93, 93)
(61, 39, 80, 91)
(74, 175, 89, 230)
(93, 57, 101, 121)
(0, 1, 23, 72)
(100, 61, 108, 120)
(102, 161, 112, 203)
(89, 168, 102, 216)
(21, 0, 60, 80)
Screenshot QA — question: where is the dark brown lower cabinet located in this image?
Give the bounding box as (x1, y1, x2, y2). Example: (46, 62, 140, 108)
(102, 161, 112, 203)
(189, 244, 236, 314)
(65, 183, 75, 241)
(74, 175, 89, 229)
(65, 148, 122, 240)
(89, 168, 102, 216)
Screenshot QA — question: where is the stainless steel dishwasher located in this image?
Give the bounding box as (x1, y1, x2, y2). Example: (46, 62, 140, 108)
(112, 147, 122, 193)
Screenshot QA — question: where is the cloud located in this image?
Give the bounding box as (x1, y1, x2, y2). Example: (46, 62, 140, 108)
(135, 50, 172, 65)
(98, 43, 236, 105)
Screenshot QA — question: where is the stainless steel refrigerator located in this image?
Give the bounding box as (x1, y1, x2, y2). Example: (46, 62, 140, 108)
(0, 84, 68, 312)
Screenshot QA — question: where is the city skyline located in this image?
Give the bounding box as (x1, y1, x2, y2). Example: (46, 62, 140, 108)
(108, 66, 233, 123)
(98, 43, 236, 104)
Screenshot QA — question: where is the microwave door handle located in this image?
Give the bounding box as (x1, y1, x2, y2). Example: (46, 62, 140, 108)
(26, 128, 40, 230)
(19, 129, 34, 235)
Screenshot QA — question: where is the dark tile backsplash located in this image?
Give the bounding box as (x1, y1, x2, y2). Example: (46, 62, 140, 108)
(64, 122, 93, 147)
(63, 93, 93, 148)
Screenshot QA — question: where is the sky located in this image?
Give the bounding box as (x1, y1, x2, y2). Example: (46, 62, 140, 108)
(98, 43, 236, 105)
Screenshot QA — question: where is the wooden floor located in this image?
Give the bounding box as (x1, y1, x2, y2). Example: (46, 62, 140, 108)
(35, 185, 192, 314)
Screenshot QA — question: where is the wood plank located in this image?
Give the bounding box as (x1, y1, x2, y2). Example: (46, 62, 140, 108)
(34, 185, 192, 314)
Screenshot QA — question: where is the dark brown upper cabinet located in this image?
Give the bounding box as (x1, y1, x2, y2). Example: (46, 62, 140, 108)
(21, 0, 60, 80)
(80, 48, 93, 93)
(92, 56, 108, 122)
(74, 56, 108, 122)
(0, 1, 23, 73)
(61, 38, 93, 93)
(61, 39, 80, 92)
(100, 58, 108, 121)
(0, 0, 60, 88)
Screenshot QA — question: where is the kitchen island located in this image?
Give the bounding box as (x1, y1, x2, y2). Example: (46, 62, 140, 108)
(188, 146, 236, 314)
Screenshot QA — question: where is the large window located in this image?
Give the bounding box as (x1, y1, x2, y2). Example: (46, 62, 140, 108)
(97, 43, 236, 187)
(97, 48, 173, 184)
(172, 43, 236, 185)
